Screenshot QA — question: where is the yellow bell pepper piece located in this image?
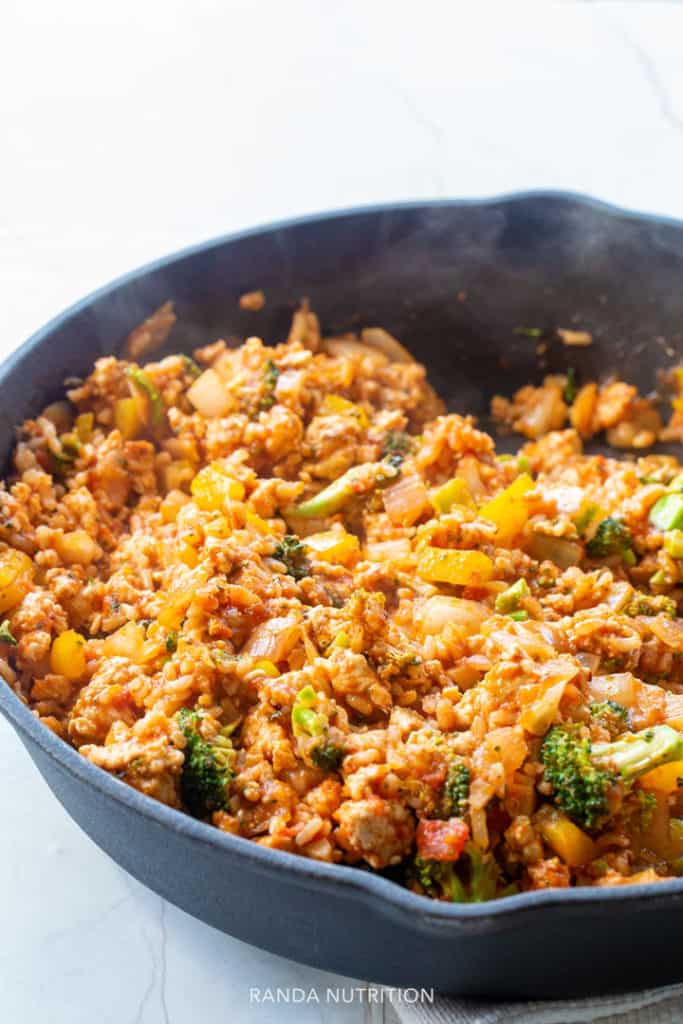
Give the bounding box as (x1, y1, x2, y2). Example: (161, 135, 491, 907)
(303, 529, 360, 565)
(75, 412, 94, 443)
(191, 463, 245, 511)
(55, 530, 101, 566)
(418, 546, 494, 586)
(639, 760, 683, 794)
(50, 629, 87, 679)
(157, 588, 194, 629)
(102, 621, 146, 661)
(114, 397, 144, 441)
(322, 394, 368, 428)
(0, 548, 34, 614)
(479, 474, 534, 546)
(431, 477, 476, 515)
(537, 805, 596, 867)
(253, 659, 279, 677)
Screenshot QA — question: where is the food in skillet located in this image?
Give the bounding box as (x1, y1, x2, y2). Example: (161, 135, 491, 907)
(5, 300, 683, 903)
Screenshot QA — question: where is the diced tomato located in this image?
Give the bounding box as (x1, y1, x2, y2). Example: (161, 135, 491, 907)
(416, 818, 469, 861)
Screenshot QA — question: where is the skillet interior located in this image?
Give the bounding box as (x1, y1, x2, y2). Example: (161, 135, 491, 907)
(3, 194, 683, 996)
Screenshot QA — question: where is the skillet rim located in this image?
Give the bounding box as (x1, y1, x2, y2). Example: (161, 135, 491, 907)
(3, 189, 683, 926)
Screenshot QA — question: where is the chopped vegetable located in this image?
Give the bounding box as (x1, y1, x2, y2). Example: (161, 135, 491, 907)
(126, 367, 164, 426)
(102, 621, 146, 662)
(303, 529, 360, 565)
(381, 430, 414, 462)
(542, 723, 683, 830)
(294, 461, 399, 518)
(586, 517, 634, 561)
(431, 477, 476, 515)
(177, 708, 234, 817)
(114, 397, 143, 440)
(442, 760, 470, 818)
(165, 630, 178, 653)
(310, 740, 345, 772)
(663, 530, 683, 558)
(495, 578, 529, 613)
(592, 724, 683, 777)
(273, 535, 310, 579)
(590, 699, 629, 738)
(0, 619, 17, 645)
(0, 548, 33, 615)
(187, 368, 232, 418)
(650, 494, 683, 532)
(50, 629, 87, 679)
(479, 474, 534, 546)
(382, 474, 429, 526)
(418, 547, 494, 586)
(191, 463, 245, 511)
(536, 806, 596, 867)
(416, 818, 470, 861)
(415, 843, 515, 902)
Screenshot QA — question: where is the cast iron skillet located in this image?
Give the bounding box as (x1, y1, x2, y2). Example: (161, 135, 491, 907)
(2, 194, 683, 998)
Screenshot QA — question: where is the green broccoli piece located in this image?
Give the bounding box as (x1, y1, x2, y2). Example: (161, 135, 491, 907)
(293, 461, 399, 518)
(542, 723, 683, 830)
(442, 760, 470, 818)
(495, 578, 529, 614)
(273, 535, 310, 580)
(260, 358, 281, 409)
(590, 699, 629, 739)
(126, 366, 165, 426)
(177, 708, 234, 818)
(625, 592, 677, 618)
(414, 844, 516, 903)
(586, 516, 634, 562)
(541, 724, 617, 830)
(310, 740, 345, 772)
(165, 629, 178, 653)
(592, 724, 683, 778)
(0, 619, 17, 645)
(381, 431, 414, 466)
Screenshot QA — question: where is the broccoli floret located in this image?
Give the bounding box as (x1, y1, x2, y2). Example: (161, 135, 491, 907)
(542, 723, 683, 830)
(177, 708, 234, 818)
(442, 760, 470, 818)
(414, 844, 516, 903)
(590, 699, 629, 739)
(260, 358, 281, 409)
(541, 724, 617, 830)
(0, 619, 17, 645)
(592, 724, 683, 778)
(273, 535, 310, 580)
(624, 592, 676, 618)
(381, 430, 414, 465)
(586, 516, 634, 562)
(310, 740, 345, 772)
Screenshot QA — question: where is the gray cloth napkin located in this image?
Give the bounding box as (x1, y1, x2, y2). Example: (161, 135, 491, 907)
(389, 982, 683, 1024)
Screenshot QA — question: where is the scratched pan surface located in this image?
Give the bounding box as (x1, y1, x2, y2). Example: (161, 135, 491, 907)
(2, 194, 683, 997)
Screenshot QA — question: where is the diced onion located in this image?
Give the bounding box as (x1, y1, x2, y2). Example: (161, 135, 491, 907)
(418, 596, 489, 635)
(360, 327, 415, 364)
(383, 475, 429, 526)
(187, 369, 232, 418)
(243, 616, 301, 662)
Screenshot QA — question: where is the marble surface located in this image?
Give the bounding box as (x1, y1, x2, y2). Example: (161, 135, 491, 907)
(3, 2, 683, 1021)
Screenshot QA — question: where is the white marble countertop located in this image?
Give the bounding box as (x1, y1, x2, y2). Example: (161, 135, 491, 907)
(3, 2, 683, 1021)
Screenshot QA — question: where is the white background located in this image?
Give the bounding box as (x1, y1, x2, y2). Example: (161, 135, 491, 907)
(2, 2, 683, 1022)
